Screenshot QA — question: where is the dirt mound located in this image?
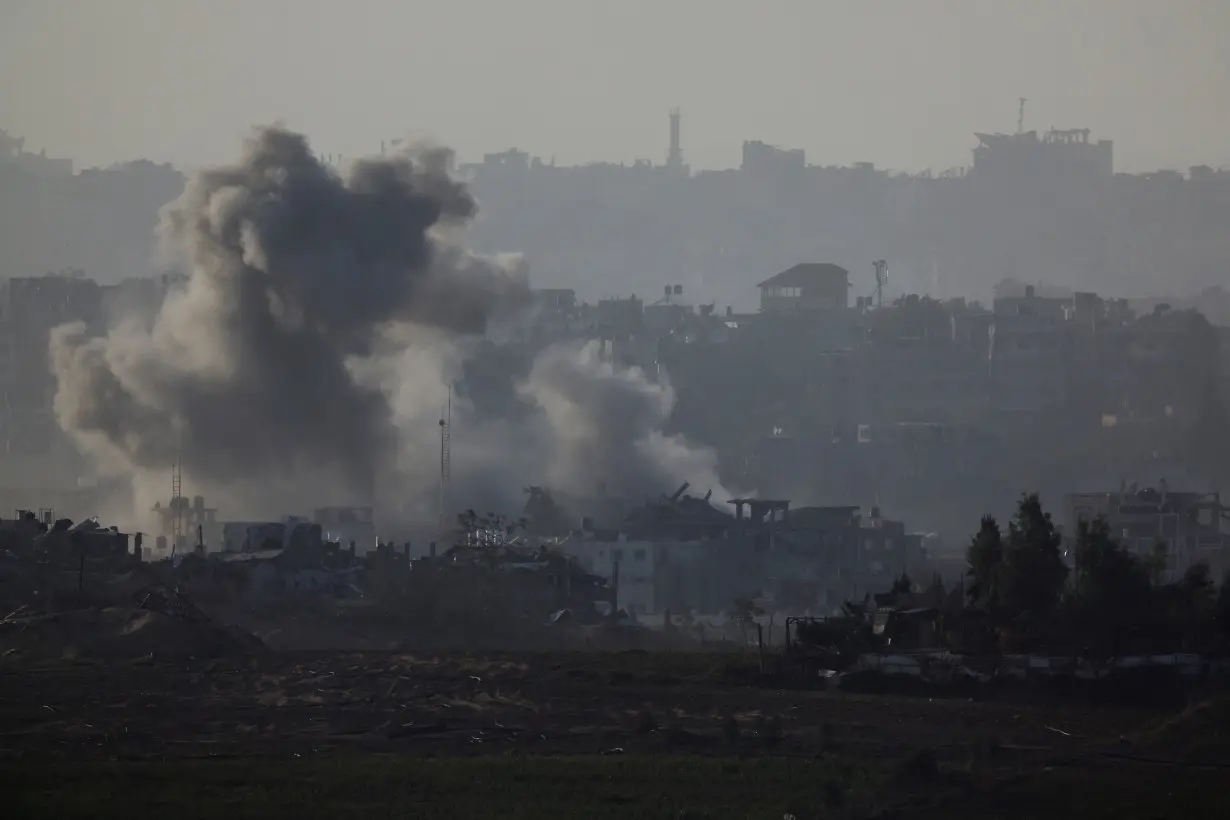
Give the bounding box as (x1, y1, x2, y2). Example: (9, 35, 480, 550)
(0, 606, 265, 662)
(1135, 696, 1230, 764)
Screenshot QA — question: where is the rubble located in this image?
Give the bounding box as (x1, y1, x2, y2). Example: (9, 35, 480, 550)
(0, 507, 265, 662)
(0, 605, 265, 661)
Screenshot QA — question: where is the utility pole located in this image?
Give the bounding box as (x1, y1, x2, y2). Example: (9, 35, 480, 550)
(1017, 97, 1027, 135)
(438, 385, 452, 537)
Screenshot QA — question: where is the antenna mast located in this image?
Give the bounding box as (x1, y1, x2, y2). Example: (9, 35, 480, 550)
(438, 385, 452, 535)
(1017, 97, 1027, 135)
(872, 260, 888, 309)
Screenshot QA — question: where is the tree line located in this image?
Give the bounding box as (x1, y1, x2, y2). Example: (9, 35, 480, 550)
(959, 493, 1230, 656)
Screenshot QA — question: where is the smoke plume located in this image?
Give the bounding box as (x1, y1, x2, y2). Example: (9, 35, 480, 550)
(519, 342, 726, 499)
(50, 126, 733, 527)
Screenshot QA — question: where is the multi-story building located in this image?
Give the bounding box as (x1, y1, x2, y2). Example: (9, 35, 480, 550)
(1217, 326, 1230, 407)
(0, 272, 185, 491)
(757, 263, 849, 313)
(741, 141, 806, 177)
(1063, 484, 1229, 579)
(972, 128, 1113, 186)
(988, 285, 1074, 415)
(0, 273, 104, 462)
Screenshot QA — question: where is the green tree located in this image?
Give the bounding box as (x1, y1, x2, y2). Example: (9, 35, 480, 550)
(1071, 516, 1151, 655)
(1218, 571, 1230, 638)
(965, 515, 1004, 612)
(1145, 540, 1170, 586)
(1000, 493, 1069, 622)
(891, 573, 913, 597)
(1072, 517, 1151, 606)
(1151, 562, 1217, 650)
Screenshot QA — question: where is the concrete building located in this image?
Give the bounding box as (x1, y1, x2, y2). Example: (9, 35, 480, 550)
(1063, 484, 1229, 578)
(757, 263, 850, 313)
(1217, 326, 1230, 407)
(0, 274, 104, 473)
(741, 140, 805, 176)
(557, 535, 673, 616)
(972, 128, 1113, 184)
(988, 287, 1073, 415)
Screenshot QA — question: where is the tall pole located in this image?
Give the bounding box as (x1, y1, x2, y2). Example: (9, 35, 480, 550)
(437, 385, 452, 537)
(438, 418, 446, 536)
(873, 260, 888, 310)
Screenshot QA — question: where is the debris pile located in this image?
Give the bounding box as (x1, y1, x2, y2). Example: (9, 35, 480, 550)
(621, 482, 731, 540)
(0, 604, 265, 661)
(0, 508, 265, 662)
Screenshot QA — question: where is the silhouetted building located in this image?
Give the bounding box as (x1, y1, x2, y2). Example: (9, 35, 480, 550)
(972, 128, 1113, 183)
(757, 263, 850, 312)
(1064, 484, 1229, 578)
(741, 140, 805, 176)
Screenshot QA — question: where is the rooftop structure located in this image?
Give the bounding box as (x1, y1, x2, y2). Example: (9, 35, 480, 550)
(972, 128, 1113, 182)
(757, 263, 850, 313)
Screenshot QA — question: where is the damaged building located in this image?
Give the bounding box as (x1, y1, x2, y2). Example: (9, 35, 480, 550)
(548, 482, 931, 618)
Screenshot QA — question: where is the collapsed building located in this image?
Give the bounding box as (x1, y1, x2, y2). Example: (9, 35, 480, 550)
(538, 482, 931, 618)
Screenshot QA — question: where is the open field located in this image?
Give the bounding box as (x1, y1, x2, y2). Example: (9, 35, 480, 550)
(2, 650, 1227, 818)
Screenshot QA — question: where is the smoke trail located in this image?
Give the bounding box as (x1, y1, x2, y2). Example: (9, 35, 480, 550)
(50, 126, 735, 525)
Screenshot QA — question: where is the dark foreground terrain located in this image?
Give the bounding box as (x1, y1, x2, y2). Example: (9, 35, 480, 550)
(2, 650, 1227, 819)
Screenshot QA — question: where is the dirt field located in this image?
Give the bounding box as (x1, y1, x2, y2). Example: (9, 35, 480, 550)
(2, 650, 1227, 818)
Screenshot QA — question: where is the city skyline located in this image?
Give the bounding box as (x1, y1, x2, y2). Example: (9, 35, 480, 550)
(2, 0, 1228, 174)
(3, 108, 1227, 179)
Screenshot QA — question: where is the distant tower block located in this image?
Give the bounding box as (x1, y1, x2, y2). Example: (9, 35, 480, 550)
(667, 107, 683, 168)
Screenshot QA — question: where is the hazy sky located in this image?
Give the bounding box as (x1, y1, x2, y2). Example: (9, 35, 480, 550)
(1, 0, 1227, 173)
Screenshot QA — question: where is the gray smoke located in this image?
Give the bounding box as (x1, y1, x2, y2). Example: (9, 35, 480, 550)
(371, 334, 733, 524)
(50, 126, 734, 525)
(519, 342, 727, 500)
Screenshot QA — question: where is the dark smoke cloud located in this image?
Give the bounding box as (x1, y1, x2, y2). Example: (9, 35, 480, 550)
(51, 126, 523, 506)
(51, 126, 735, 526)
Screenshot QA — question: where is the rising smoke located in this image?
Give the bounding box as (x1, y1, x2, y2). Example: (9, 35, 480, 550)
(49, 126, 732, 528)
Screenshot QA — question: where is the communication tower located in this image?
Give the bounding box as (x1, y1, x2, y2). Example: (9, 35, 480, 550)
(667, 108, 683, 169)
(872, 260, 888, 309)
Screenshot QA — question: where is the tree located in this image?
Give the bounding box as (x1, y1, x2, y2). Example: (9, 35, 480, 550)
(1151, 562, 1218, 650)
(1218, 571, 1230, 639)
(891, 573, 913, 597)
(965, 515, 1004, 611)
(1000, 493, 1068, 620)
(1175, 563, 1216, 610)
(1145, 540, 1170, 586)
(1072, 517, 1151, 607)
(1071, 516, 1151, 655)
